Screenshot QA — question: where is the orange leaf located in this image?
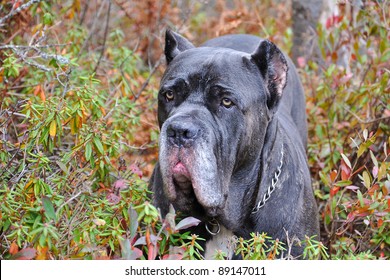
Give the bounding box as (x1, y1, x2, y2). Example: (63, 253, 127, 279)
(330, 170, 337, 182)
(33, 85, 41, 96)
(368, 184, 380, 196)
(377, 218, 383, 228)
(382, 185, 388, 196)
(36, 246, 48, 260)
(330, 186, 340, 197)
(40, 88, 46, 102)
(9, 242, 19, 255)
(355, 205, 370, 214)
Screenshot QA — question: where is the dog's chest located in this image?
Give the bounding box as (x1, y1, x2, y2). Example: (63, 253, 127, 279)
(204, 226, 236, 259)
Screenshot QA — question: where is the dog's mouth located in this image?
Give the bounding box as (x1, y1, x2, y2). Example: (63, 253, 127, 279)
(172, 161, 190, 182)
(172, 161, 193, 190)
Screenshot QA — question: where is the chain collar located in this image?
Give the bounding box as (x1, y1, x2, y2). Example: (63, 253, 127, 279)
(205, 145, 284, 235)
(251, 145, 284, 214)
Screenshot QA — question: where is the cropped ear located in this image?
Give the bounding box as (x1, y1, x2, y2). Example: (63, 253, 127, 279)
(165, 29, 195, 64)
(251, 40, 288, 111)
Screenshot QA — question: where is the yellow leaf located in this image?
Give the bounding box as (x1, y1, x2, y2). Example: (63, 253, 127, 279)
(24, 180, 34, 190)
(362, 171, 371, 189)
(70, 118, 76, 134)
(49, 120, 57, 139)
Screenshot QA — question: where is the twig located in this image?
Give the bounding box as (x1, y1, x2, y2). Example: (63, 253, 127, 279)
(77, 0, 106, 58)
(135, 56, 163, 99)
(0, 43, 71, 49)
(79, 0, 90, 25)
(0, 45, 70, 64)
(0, 0, 44, 26)
(94, 0, 111, 73)
(56, 191, 82, 215)
(343, 105, 390, 125)
(1, 44, 70, 72)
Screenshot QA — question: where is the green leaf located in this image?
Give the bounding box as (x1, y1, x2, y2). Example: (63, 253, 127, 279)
(85, 142, 92, 161)
(128, 207, 138, 240)
(43, 13, 53, 25)
(56, 160, 69, 175)
(334, 180, 353, 187)
(42, 196, 56, 221)
(94, 137, 104, 155)
(369, 201, 380, 210)
(357, 190, 364, 206)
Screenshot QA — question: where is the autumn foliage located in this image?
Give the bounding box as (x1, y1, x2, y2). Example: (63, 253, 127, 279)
(0, 0, 389, 260)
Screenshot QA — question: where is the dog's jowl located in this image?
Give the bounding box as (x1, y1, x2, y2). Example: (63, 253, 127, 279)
(149, 30, 320, 259)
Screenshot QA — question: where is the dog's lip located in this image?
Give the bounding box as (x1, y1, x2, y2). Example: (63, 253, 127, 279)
(172, 161, 191, 183)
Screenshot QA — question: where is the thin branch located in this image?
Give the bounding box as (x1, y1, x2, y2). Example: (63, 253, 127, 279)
(79, 0, 90, 25)
(0, 0, 44, 26)
(135, 56, 163, 99)
(343, 106, 390, 125)
(94, 0, 111, 73)
(77, 0, 106, 58)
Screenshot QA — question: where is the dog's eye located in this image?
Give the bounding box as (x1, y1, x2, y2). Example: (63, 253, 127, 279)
(221, 98, 233, 108)
(165, 91, 174, 101)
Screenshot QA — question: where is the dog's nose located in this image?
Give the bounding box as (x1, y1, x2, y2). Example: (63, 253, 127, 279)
(166, 122, 200, 147)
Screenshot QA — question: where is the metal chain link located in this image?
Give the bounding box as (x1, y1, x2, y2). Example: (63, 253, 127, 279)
(251, 145, 284, 214)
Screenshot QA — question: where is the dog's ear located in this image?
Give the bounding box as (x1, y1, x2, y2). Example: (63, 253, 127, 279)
(251, 40, 288, 111)
(165, 29, 195, 64)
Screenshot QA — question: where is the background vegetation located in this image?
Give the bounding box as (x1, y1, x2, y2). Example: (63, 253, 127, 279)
(0, 0, 389, 260)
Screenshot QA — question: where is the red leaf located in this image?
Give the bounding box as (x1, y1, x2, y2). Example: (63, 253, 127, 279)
(330, 186, 340, 197)
(297, 57, 306, 68)
(106, 193, 120, 204)
(119, 238, 143, 260)
(113, 179, 127, 191)
(10, 248, 37, 260)
(377, 219, 383, 228)
(340, 162, 351, 180)
(130, 247, 143, 260)
(345, 212, 356, 223)
(130, 163, 143, 178)
(162, 254, 183, 260)
(147, 243, 159, 260)
(346, 185, 359, 191)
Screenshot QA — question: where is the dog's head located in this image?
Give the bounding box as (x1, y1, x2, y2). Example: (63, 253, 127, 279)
(157, 30, 288, 218)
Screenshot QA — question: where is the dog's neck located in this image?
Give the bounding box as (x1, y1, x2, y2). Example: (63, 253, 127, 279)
(251, 117, 285, 213)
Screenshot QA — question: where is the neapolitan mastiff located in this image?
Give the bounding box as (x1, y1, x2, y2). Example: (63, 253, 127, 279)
(149, 30, 320, 259)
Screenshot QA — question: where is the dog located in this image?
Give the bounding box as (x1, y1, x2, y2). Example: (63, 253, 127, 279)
(149, 29, 320, 259)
